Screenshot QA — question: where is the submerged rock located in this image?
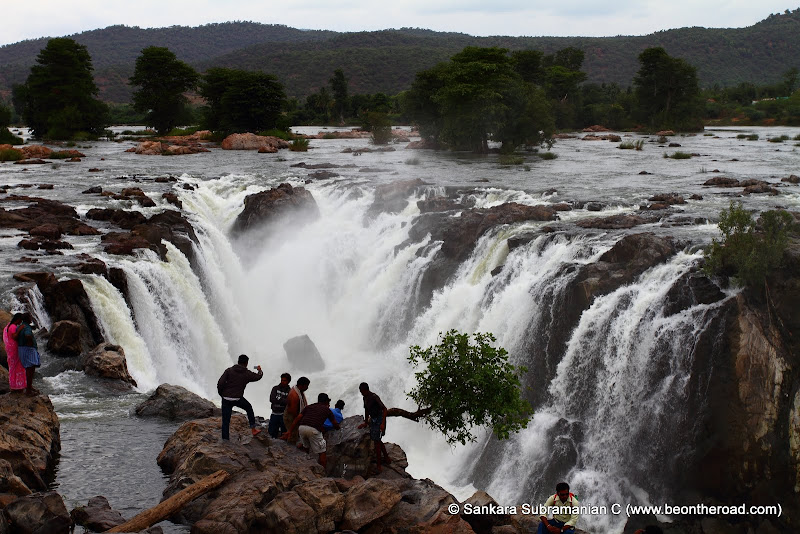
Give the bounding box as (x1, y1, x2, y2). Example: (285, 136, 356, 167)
(135, 384, 221, 421)
(283, 334, 325, 372)
(69, 495, 125, 531)
(4, 491, 72, 534)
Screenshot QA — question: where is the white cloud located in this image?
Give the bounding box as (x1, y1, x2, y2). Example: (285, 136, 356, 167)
(1, 1, 795, 46)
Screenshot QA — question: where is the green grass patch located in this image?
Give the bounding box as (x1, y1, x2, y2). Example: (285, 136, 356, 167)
(794, 134, 800, 141)
(539, 151, 558, 160)
(746, 134, 759, 141)
(289, 138, 310, 152)
(322, 133, 338, 139)
(664, 151, 692, 159)
(259, 129, 292, 141)
(167, 126, 200, 136)
(768, 135, 790, 143)
(499, 154, 525, 165)
(0, 148, 24, 161)
(618, 141, 635, 150)
(736, 134, 748, 139)
(49, 151, 74, 159)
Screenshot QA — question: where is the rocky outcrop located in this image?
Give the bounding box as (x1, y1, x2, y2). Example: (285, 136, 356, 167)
(231, 183, 320, 235)
(283, 334, 325, 372)
(99, 209, 198, 262)
(34, 276, 103, 354)
(126, 141, 210, 155)
(69, 495, 125, 531)
(155, 415, 480, 533)
(0, 195, 99, 237)
(576, 213, 656, 229)
(3, 491, 72, 534)
(135, 384, 221, 421)
(366, 178, 426, 219)
(46, 320, 84, 357)
(81, 343, 137, 387)
(220, 133, 289, 151)
(0, 394, 60, 493)
(19, 145, 53, 159)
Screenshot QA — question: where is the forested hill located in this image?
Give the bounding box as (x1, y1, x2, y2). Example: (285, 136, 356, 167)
(1, 10, 799, 103)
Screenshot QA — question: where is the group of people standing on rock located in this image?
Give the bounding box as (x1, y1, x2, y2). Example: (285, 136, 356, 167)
(3, 312, 41, 396)
(217, 354, 392, 472)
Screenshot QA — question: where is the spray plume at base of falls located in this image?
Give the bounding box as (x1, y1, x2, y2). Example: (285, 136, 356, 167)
(71, 173, 736, 533)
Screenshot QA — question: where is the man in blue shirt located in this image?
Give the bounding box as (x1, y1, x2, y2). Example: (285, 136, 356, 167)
(324, 399, 345, 430)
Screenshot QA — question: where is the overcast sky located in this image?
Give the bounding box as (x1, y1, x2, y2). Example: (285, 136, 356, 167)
(1, 1, 796, 46)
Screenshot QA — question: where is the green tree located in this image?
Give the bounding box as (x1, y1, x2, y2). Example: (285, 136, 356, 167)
(0, 102, 23, 145)
(396, 330, 531, 446)
(634, 47, 702, 130)
(129, 47, 198, 135)
(402, 47, 553, 153)
(200, 68, 286, 133)
(783, 67, 799, 95)
(329, 69, 349, 124)
(365, 111, 392, 144)
(21, 38, 108, 139)
(704, 201, 795, 289)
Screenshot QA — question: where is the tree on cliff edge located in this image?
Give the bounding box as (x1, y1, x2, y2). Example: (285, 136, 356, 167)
(390, 330, 532, 445)
(21, 38, 108, 139)
(130, 47, 198, 135)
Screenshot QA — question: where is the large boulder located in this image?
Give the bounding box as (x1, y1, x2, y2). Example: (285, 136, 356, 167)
(220, 133, 289, 151)
(36, 278, 103, 353)
(69, 495, 125, 532)
(46, 320, 84, 357)
(81, 343, 137, 387)
(283, 334, 325, 372)
(3, 491, 72, 534)
(231, 183, 320, 235)
(0, 394, 60, 492)
(156, 415, 472, 533)
(135, 384, 221, 421)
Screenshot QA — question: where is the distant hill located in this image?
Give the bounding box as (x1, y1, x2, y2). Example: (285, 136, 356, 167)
(1, 11, 799, 103)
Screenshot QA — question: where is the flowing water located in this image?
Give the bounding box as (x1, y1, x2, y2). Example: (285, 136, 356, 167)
(1, 126, 798, 533)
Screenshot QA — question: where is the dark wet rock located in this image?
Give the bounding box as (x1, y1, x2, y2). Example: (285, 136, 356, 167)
(101, 231, 151, 255)
(366, 178, 426, 219)
(0, 394, 61, 492)
(26, 223, 62, 240)
(69, 495, 125, 532)
(669, 142, 682, 147)
(37, 184, 54, 190)
(662, 272, 726, 317)
(648, 193, 686, 205)
(231, 183, 320, 235)
(135, 384, 221, 421)
(46, 320, 84, 357)
(308, 170, 339, 180)
(690, 194, 703, 200)
(417, 197, 468, 213)
(107, 267, 129, 304)
(161, 192, 182, 208)
(585, 202, 603, 212)
(782, 174, 799, 184)
(291, 162, 342, 169)
(86, 208, 147, 230)
(638, 171, 652, 175)
(81, 343, 137, 387)
(576, 214, 655, 229)
(3, 491, 72, 534)
(743, 184, 779, 195)
(74, 255, 108, 276)
(17, 238, 73, 251)
(284, 334, 325, 372)
(14, 158, 48, 165)
(460, 490, 514, 533)
(36, 278, 103, 353)
(703, 176, 740, 187)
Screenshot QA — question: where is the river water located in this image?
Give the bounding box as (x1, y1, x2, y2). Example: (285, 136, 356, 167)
(1, 126, 798, 533)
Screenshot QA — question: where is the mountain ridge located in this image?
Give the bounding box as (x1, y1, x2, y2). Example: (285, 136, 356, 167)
(0, 10, 798, 103)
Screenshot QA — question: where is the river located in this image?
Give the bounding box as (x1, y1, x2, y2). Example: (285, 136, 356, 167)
(1, 126, 798, 533)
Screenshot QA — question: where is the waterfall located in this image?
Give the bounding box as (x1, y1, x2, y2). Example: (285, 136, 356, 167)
(80, 173, 731, 533)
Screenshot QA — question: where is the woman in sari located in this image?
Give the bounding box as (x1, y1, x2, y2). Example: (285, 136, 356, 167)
(3, 313, 26, 392)
(17, 313, 40, 395)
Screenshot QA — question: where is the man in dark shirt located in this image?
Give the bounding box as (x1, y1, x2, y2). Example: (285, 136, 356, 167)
(216, 354, 263, 440)
(283, 393, 340, 468)
(268, 372, 291, 438)
(357, 382, 391, 473)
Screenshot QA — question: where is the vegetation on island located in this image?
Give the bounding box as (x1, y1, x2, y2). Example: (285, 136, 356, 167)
(199, 68, 286, 133)
(396, 330, 531, 446)
(704, 202, 797, 290)
(130, 46, 199, 134)
(12, 38, 108, 139)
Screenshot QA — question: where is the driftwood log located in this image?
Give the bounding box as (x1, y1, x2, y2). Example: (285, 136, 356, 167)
(386, 407, 432, 421)
(105, 469, 229, 533)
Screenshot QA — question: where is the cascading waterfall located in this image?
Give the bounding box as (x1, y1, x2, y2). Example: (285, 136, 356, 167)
(77, 172, 731, 533)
